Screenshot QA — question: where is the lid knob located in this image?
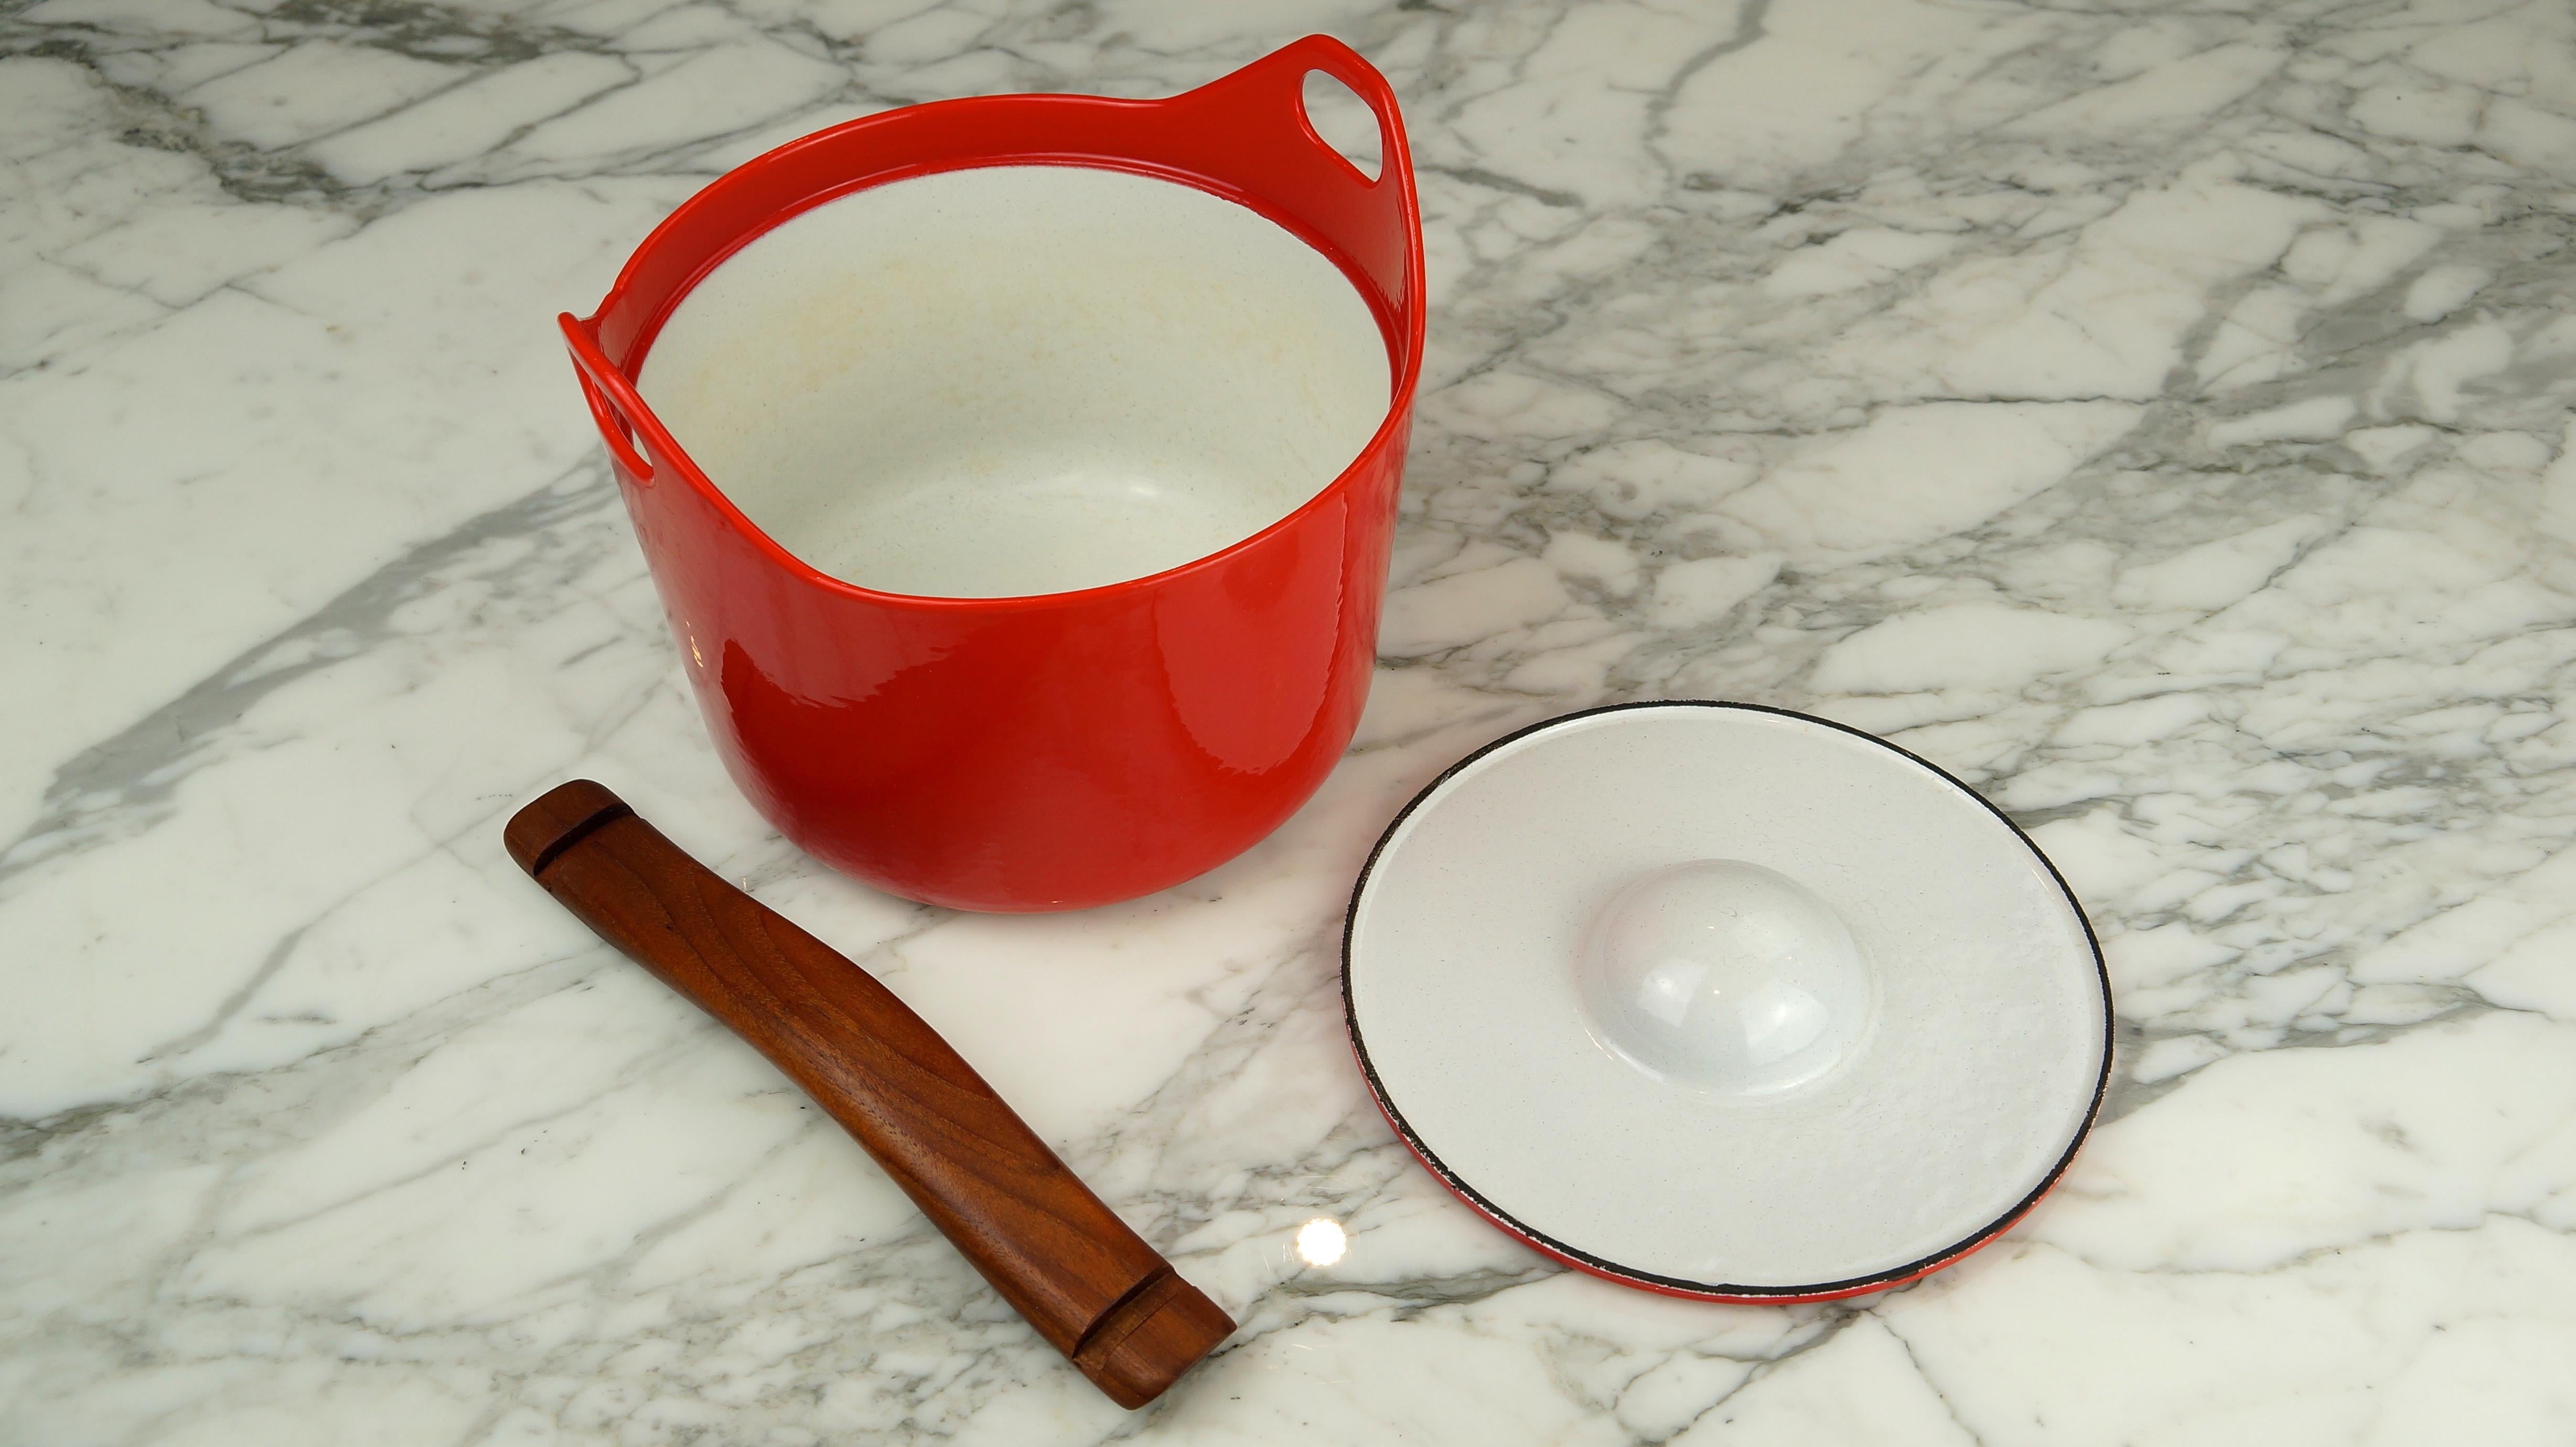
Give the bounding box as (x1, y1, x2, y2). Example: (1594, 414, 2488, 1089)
(1574, 859, 1872, 1096)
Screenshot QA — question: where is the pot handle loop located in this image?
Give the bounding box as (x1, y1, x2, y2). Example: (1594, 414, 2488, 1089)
(559, 311, 657, 484)
(1172, 35, 1419, 337)
(1199, 35, 1404, 188)
(1291, 40, 1397, 188)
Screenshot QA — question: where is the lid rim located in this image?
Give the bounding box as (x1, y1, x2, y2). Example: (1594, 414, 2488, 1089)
(1339, 699, 2116, 1301)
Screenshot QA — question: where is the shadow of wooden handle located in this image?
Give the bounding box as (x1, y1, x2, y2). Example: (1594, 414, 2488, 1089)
(503, 780, 1233, 1409)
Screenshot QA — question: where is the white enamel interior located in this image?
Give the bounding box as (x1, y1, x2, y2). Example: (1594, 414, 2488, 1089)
(637, 165, 1392, 599)
(1346, 706, 2107, 1291)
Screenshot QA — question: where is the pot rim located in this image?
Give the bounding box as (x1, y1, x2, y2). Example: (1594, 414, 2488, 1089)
(562, 36, 1427, 614)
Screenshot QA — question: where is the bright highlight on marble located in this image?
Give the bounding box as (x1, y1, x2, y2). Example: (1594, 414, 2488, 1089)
(1294, 1218, 1347, 1269)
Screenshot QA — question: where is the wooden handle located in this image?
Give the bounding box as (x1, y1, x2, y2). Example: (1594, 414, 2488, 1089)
(503, 781, 1232, 1408)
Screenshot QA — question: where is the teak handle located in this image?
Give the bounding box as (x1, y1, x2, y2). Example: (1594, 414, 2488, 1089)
(503, 781, 1233, 1408)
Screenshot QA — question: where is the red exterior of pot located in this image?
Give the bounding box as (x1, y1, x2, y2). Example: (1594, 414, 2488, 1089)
(559, 36, 1424, 912)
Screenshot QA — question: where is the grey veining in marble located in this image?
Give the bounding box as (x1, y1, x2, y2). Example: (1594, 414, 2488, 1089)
(6, 1, 2576, 1442)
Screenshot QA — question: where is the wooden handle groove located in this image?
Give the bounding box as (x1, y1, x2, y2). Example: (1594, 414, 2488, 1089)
(505, 781, 1231, 1408)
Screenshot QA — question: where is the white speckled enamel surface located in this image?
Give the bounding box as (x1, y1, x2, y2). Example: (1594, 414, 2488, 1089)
(8, 2, 2576, 1442)
(638, 164, 1391, 598)
(1347, 705, 2106, 1292)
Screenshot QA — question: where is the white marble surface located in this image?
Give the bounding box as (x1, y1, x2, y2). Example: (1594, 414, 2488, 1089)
(6, 0, 2576, 1441)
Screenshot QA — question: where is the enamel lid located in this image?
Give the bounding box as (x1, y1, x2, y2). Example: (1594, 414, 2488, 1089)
(1343, 702, 2111, 1300)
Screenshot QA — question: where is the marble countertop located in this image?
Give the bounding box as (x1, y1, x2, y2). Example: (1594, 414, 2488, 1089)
(8, 0, 2576, 1441)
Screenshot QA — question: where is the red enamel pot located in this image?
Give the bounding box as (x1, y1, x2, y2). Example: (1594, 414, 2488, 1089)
(557, 37, 1424, 912)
